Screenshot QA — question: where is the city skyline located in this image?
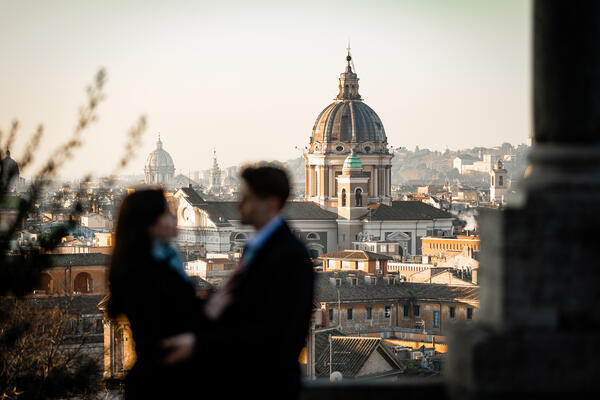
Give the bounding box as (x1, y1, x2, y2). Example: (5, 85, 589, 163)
(1, 0, 531, 179)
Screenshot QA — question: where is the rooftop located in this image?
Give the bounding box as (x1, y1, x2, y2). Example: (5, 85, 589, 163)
(315, 271, 479, 304)
(315, 335, 402, 378)
(319, 250, 393, 261)
(364, 201, 453, 221)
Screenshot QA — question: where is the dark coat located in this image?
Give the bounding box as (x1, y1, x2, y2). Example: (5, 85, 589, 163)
(201, 220, 315, 398)
(117, 251, 205, 399)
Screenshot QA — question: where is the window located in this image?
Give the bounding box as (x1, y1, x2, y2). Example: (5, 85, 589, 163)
(384, 306, 391, 318)
(467, 308, 473, 320)
(450, 306, 456, 319)
(499, 176, 504, 186)
(306, 232, 320, 240)
(347, 308, 353, 320)
(366, 307, 372, 320)
(234, 232, 248, 241)
(433, 311, 440, 328)
(355, 188, 362, 206)
(335, 278, 341, 287)
(74, 272, 93, 294)
(413, 305, 420, 317)
(115, 328, 125, 372)
(403, 304, 410, 318)
(34, 273, 53, 294)
(341, 188, 346, 206)
(96, 319, 104, 333)
(329, 309, 334, 321)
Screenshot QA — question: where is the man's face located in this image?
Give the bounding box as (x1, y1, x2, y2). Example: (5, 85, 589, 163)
(239, 183, 277, 228)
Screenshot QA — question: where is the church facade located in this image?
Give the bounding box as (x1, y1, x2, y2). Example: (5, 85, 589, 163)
(174, 51, 454, 257)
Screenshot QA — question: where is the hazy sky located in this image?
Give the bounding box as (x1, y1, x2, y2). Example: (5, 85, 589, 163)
(0, 0, 531, 179)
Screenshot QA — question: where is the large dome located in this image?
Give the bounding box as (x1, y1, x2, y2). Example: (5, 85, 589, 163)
(310, 53, 387, 150)
(145, 138, 174, 172)
(312, 101, 386, 144)
(144, 137, 175, 184)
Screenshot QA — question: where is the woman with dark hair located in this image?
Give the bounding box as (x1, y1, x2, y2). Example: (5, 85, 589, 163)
(108, 188, 203, 399)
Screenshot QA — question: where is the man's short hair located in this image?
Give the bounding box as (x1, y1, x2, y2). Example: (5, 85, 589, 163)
(241, 165, 290, 206)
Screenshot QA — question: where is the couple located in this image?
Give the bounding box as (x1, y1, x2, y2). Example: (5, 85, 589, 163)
(107, 166, 315, 399)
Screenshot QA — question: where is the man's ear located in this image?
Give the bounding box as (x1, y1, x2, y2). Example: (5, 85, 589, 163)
(269, 197, 283, 212)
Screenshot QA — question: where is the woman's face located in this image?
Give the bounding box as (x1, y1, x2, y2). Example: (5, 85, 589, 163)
(148, 209, 178, 242)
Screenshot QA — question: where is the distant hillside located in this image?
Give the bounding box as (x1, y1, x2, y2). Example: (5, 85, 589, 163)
(199, 142, 530, 190)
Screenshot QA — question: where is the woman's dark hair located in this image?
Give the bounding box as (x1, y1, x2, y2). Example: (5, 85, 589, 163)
(107, 188, 168, 317)
(241, 165, 290, 207)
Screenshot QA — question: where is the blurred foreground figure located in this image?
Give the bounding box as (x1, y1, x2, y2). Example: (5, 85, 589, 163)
(164, 165, 315, 399)
(108, 189, 204, 399)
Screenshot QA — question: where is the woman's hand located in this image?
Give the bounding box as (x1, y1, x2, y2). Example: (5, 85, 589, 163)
(162, 332, 196, 365)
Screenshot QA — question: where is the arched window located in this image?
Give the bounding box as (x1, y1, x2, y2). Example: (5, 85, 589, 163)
(74, 272, 93, 294)
(34, 273, 53, 294)
(234, 232, 248, 241)
(355, 188, 363, 206)
(341, 189, 346, 206)
(306, 232, 320, 240)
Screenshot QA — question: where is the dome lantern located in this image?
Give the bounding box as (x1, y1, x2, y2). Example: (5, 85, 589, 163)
(337, 48, 361, 101)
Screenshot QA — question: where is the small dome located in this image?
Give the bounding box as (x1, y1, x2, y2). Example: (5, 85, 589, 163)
(1, 150, 20, 190)
(343, 152, 363, 170)
(1, 151, 19, 176)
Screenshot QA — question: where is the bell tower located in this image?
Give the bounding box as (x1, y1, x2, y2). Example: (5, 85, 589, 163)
(337, 151, 369, 249)
(490, 160, 508, 202)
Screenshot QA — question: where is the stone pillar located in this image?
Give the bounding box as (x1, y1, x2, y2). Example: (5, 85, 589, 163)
(315, 166, 320, 199)
(328, 167, 333, 199)
(305, 164, 309, 199)
(446, 1, 600, 396)
(374, 167, 378, 197)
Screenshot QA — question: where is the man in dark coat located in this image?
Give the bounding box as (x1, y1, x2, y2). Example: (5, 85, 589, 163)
(163, 165, 314, 398)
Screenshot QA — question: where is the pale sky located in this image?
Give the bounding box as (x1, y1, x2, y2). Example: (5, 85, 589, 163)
(0, 0, 531, 179)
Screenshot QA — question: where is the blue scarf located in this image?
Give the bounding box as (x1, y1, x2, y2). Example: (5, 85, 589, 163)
(151, 240, 190, 283)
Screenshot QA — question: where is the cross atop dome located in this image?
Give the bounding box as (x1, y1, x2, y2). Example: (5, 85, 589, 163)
(346, 41, 352, 66)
